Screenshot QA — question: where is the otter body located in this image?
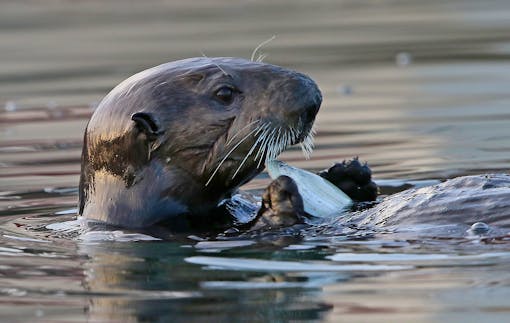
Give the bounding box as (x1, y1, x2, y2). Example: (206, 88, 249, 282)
(79, 57, 508, 233)
(79, 57, 321, 228)
(351, 174, 510, 229)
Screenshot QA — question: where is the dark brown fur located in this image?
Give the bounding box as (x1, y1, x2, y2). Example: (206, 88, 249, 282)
(79, 57, 321, 228)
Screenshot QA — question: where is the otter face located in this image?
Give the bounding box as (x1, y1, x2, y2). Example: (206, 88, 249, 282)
(79, 57, 321, 228)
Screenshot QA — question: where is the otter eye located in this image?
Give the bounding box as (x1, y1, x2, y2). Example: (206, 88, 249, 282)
(215, 86, 235, 104)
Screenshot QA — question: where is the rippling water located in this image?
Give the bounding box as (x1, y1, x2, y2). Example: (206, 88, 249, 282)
(2, 0, 510, 321)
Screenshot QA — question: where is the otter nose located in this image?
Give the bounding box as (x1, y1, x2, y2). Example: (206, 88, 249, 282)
(301, 92, 322, 125)
(266, 70, 322, 127)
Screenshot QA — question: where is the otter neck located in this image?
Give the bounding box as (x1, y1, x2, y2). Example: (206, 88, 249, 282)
(82, 160, 230, 228)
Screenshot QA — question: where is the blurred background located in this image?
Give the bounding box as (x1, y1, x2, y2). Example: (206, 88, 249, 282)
(2, 2, 510, 322)
(2, 0, 510, 189)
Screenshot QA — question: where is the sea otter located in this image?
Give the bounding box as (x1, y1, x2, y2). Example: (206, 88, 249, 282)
(79, 57, 326, 229)
(81, 57, 507, 235)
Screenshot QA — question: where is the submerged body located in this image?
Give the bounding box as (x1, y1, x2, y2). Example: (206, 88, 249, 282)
(262, 161, 510, 232)
(352, 174, 510, 229)
(79, 57, 321, 228)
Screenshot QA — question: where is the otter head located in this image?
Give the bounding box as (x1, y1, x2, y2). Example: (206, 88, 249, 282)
(79, 57, 322, 228)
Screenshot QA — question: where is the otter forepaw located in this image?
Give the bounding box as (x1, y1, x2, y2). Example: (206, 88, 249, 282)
(318, 157, 378, 202)
(248, 175, 306, 231)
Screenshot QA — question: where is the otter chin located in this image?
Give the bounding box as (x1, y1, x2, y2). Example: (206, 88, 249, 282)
(79, 57, 322, 228)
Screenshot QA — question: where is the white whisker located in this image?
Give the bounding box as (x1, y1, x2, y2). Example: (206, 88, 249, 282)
(290, 126, 297, 143)
(250, 35, 277, 62)
(225, 119, 260, 146)
(205, 126, 260, 186)
(300, 125, 316, 159)
(265, 128, 280, 163)
(257, 127, 277, 168)
(231, 124, 270, 179)
(255, 126, 274, 162)
(274, 128, 284, 158)
(208, 118, 316, 185)
(276, 128, 288, 158)
(256, 53, 268, 63)
(255, 131, 270, 167)
(260, 128, 277, 160)
(201, 52, 230, 76)
(275, 127, 282, 154)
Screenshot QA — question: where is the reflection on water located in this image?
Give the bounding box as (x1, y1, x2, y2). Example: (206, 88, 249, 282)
(2, 0, 510, 321)
(2, 220, 510, 322)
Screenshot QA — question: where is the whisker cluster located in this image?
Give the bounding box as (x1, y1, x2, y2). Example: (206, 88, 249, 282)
(205, 120, 315, 186)
(300, 125, 316, 159)
(250, 35, 276, 62)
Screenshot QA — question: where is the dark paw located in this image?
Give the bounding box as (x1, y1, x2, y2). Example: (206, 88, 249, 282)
(248, 175, 306, 230)
(318, 157, 378, 202)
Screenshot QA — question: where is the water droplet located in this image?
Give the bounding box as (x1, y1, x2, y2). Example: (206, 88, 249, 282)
(337, 84, 353, 96)
(46, 101, 64, 118)
(395, 52, 412, 67)
(46, 101, 58, 109)
(4, 101, 17, 112)
(468, 222, 490, 235)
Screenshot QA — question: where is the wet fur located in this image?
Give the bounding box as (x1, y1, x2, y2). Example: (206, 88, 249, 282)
(79, 57, 321, 228)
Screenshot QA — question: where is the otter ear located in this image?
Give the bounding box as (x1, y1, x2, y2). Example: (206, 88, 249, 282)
(131, 112, 162, 140)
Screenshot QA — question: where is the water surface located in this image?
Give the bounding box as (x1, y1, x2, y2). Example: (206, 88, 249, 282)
(2, 0, 510, 321)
